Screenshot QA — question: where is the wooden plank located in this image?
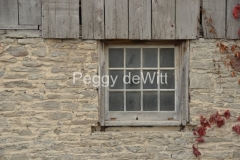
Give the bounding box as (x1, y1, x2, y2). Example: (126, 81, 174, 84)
(81, 0, 104, 39)
(55, 2, 79, 38)
(98, 41, 105, 126)
(176, 0, 200, 39)
(42, 0, 79, 38)
(129, 0, 151, 40)
(105, 0, 128, 39)
(152, 0, 175, 39)
(227, 0, 240, 39)
(19, 0, 42, 25)
(202, 0, 226, 38)
(0, 0, 18, 25)
(0, 25, 38, 30)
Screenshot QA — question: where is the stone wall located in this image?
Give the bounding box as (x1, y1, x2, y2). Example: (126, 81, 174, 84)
(0, 31, 240, 160)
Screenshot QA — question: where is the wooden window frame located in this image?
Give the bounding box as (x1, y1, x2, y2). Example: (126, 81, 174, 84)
(98, 40, 189, 126)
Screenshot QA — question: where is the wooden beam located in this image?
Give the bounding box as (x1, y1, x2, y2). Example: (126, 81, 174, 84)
(129, 0, 151, 40)
(0, 25, 38, 30)
(152, 0, 175, 39)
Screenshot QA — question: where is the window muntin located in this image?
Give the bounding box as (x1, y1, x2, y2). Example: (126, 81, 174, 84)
(108, 46, 176, 112)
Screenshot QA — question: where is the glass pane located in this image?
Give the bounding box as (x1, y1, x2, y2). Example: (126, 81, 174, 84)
(160, 91, 175, 111)
(126, 48, 140, 68)
(143, 92, 158, 111)
(109, 48, 124, 68)
(143, 70, 158, 89)
(160, 70, 175, 89)
(126, 92, 141, 111)
(126, 70, 141, 89)
(109, 70, 123, 89)
(109, 92, 124, 111)
(160, 48, 174, 68)
(143, 48, 158, 68)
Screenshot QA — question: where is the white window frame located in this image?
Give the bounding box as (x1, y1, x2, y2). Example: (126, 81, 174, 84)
(98, 41, 189, 126)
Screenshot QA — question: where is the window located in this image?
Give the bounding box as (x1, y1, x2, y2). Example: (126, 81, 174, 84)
(98, 42, 189, 126)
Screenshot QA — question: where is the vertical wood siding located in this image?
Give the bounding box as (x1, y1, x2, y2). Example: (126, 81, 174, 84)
(19, 0, 42, 25)
(226, 0, 240, 39)
(0, 0, 18, 26)
(82, 0, 104, 39)
(129, 0, 151, 40)
(176, 0, 200, 39)
(105, 0, 128, 39)
(42, 0, 79, 38)
(202, 0, 226, 38)
(152, 0, 175, 39)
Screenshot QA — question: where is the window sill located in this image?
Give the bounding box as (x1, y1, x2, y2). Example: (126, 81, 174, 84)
(104, 120, 181, 127)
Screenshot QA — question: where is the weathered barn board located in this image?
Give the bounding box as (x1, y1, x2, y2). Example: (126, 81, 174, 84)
(0, 25, 38, 30)
(227, 0, 240, 39)
(42, 0, 79, 38)
(152, 0, 175, 39)
(202, 0, 226, 38)
(129, 0, 151, 40)
(81, 0, 104, 39)
(105, 0, 128, 39)
(0, 0, 18, 27)
(176, 0, 200, 39)
(19, 0, 42, 25)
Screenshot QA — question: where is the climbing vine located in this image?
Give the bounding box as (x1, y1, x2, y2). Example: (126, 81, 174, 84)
(192, 110, 240, 158)
(192, 4, 240, 158)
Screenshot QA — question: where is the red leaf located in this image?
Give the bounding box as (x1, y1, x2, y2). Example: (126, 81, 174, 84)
(233, 4, 240, 19)
(233, 124, 240, 134)
(200, 115, 211, 128)
(209, 115, 216, 124)
(196, 126, 206, 137)
(193, 145, 201, 157)
(196, 137, 205, 143)
(238, 116, 240, 121)
(216, 115, 225, 128)
(193, 131, 197, 136)
(224, 110, 231, 119)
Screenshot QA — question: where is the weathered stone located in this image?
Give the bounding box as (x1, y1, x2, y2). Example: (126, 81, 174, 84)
(22, 58, 42, 67)
(31, 101, 60, 110)
(32, 48, 46, 57)
(3, 74, 27, 79)
(71, 120, 97, 125)
(61, 102, 79, 111)
(10, 154, 28, 160)
(190, 72, 213, 89)
(4, 81, 35, 88)
(28, 72, 43, 80)
(0, 70, 5, 78)
(13, 129, 32, 136)
(91, 52, 98, 62)
(45, 82, 59, 89)
(51, 66, 68, 73)
(0, 102, 18, 111)
(0, 148, 4, 159)
(0, 118, 8, 127)
(47, 94, 61, 99)
(87, 64, 98, 69)
(81, 90, 97, 98)
(0, 43, 3, 54)
(6, 46, 28, 57)
(54, 128, 61, 135)
(6, 30, 41, 38)
(18, 38, 38, 44)
(230, 56, 240, 72)
(10, 67, 34, 72)
(0, 55, 17, 63)
(82, 104, 98, 111)
(48, 112, 72, 120)
(51, 51, 68, 57)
